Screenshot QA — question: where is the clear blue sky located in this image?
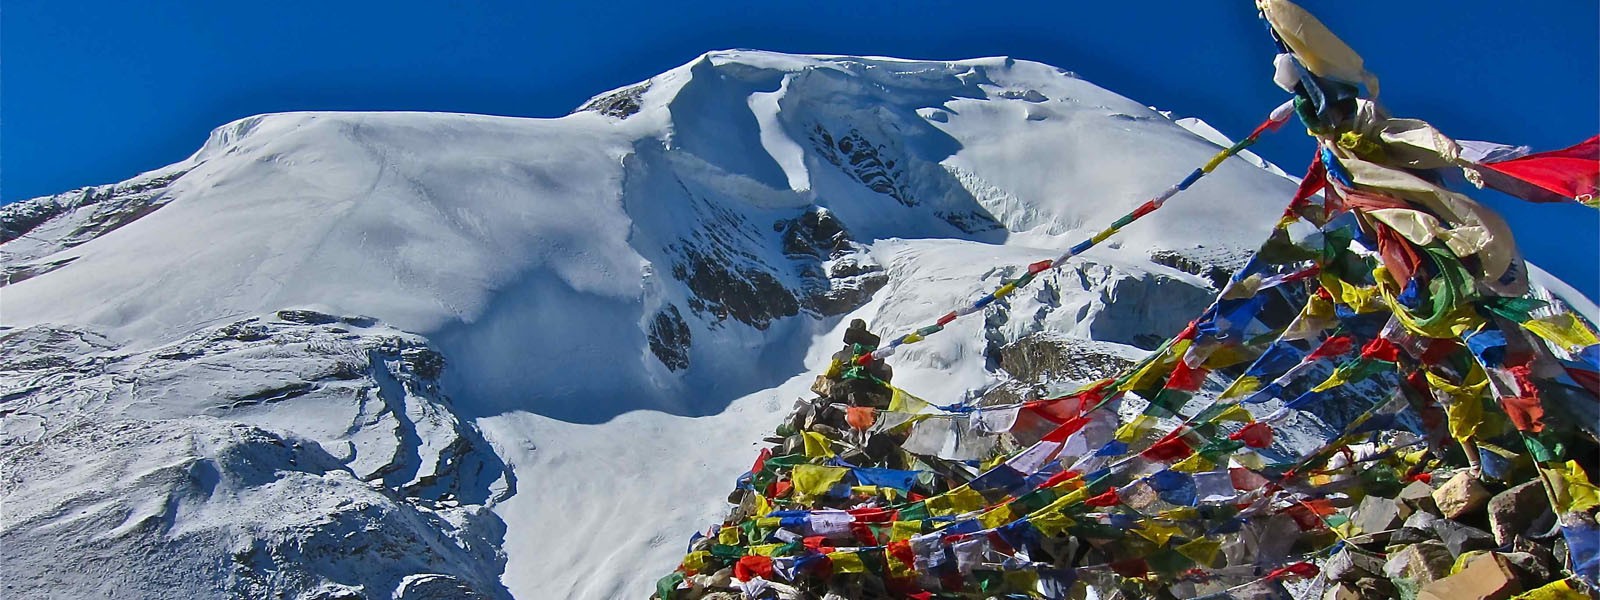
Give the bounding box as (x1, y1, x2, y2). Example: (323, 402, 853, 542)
(4, 1, 1596, 298)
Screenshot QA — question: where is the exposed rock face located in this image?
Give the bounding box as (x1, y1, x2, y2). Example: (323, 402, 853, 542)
(1, 168, 189, 285)
(649, 305, 693, 372)
(574, 82, 650, 119)
(780, 206, 888, 317)
(0, 316, 515, 599)
(810, 126, 916, 207)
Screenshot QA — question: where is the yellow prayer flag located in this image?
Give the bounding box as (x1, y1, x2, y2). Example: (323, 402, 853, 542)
(944, 486, 989, 515)
(753, 493, 772, 519)
(757, 516, 780, 529)
(1523, 312, 1600, 353)
(1220, 376, 1261, 400)
(802, 431, 835, 458)
(891, 520, 923, 542)
(682, 550, 710, 572)
(1136, 521, 1183, 546)
(1214, 403, 1255, 423)
(718, 526, 740, 545)
(1160, 507, 1199, 521)
(1004, 570, 1040, 593)
(827, 551, 867, 573)
(1310, 367, 1354, 393)
(1514, 579, 1589, 600)
(1115, 415, 1157, 444)
(1120, 340, 1191, 392)
(1177, 538, 1221, 565)
(1257, 0, 1379, 99)
(1202, 345, 1255, 369)
(1171, 452, 1215, 473)
(1030, 508, 1076, 538)
(1544, 460, 1600, 514)
(888, 386, 930, 413)
(978, 504, 1016, 530)
(749, 543, 784, 556)
(1234, 451, 1265, 470)
(792, 464, 849, 500)
(1426, 367, 1487, 443)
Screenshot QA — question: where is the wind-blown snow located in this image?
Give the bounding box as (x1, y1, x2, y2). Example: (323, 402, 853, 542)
(3, 50, 1488, 599)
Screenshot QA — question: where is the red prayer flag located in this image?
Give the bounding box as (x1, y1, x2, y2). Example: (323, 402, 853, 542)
(1267, 561, 1320, 580)
(1110, 557, 1149, 578)
(1500, 395, 1546, 433)
(1308, 335, 1355, 360)
(1360, 337, 1401, 363)
(733, 555, 774, 581)
(1085, 489, 1122, 507)
(1039, 470, 1081, 489)
(1229, 422, 1274, 449)
(750, 448, 772, 475)
(1165, 361, 1208, 392)
(846, 406, 876, 431)
(1477, 135, 1600, 204)
(1141, 430, 1193, 461)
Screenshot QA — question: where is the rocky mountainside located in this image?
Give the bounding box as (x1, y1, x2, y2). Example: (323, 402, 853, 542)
(6, 51, 1583, 599)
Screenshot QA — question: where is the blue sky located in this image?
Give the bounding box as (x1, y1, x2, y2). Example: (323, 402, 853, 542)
(4, 0, 1596, 297)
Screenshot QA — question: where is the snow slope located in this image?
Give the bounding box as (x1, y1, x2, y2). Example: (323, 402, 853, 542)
(3, 51, 1343, 599)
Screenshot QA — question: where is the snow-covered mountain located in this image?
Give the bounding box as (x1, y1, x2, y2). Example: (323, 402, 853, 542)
(4, 50, 1365, 599)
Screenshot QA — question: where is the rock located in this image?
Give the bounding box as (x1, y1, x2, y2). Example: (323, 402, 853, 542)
(1390, 512, 1440, 547)
(1383, 541, 1453, 586)
(810, 375, 838, 399)
(647, 305, 692, 371)
(1432, 519, 1497, 557)
(1322, 582, 1362, 600)
(1354, 577, 1397, 600)
(1498, 551, 1554, 584)
(1389, 527, 1436, 546)
(275, 309, 338, 324)
(1433, 472, 1492, 519)
(1352, 495, 1403, 538)
(1415, 552, 1522, 600)
(1398, 480, 1440, 517)
(1404, 509, 1441, 531)
(1325, 577, 1396, 600)
(1325, 547, 1386, 582)
(1488, 480, 1555, 545)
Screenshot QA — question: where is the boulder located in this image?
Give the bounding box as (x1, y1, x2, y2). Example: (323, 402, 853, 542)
(1352, 495, 1403, 538)
(1351, 577, 1397, 600)
(1433, 471, 1492, 519)
(1487, 480, 1555, 545)
(1397, 480, 1440, 517)
(810, 375, 838, 400)
(1325, 547, 1386, 582)
(1498, 551, 1554, 584)
(1322, 582, 1362, 600)
(1388, 526, 1435, 547)
(1432, 519, 1497, 557)
(1415, 552, 1522, 600)
(1383, 541, 1453, 586)
(1403, 509, 1441, 531)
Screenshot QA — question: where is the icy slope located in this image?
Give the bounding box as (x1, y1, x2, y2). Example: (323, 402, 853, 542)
(1, 51, 1322, 599)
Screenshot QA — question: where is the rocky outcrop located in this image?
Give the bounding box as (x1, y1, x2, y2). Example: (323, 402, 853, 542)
(0, 315, 516, 599)
(1, 167, 190, 285)
(574, 82, 650, 119)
